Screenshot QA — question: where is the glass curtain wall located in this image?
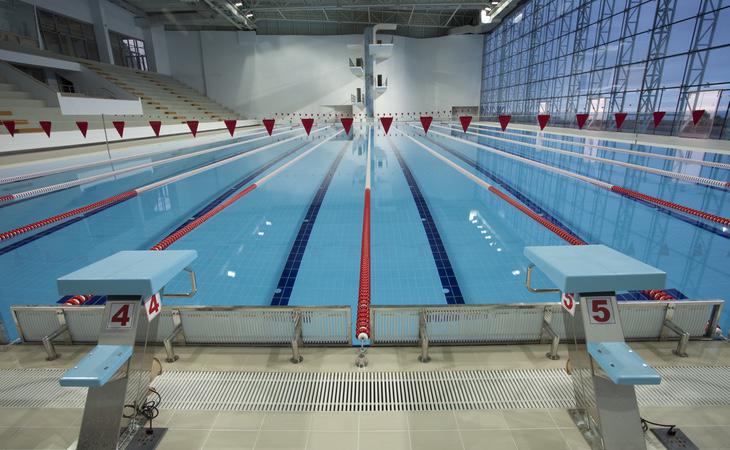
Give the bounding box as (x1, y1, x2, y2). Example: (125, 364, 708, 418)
(480, 0, 730, 139)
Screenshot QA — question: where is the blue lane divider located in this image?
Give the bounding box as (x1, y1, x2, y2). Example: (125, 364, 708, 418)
(423, 135, 587, 244)
(391, 140, 465, 305)
(271, 144, 348, 306)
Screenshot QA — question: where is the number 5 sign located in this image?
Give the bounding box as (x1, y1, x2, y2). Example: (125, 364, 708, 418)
(561, 293, 576, 316)
(586, 297, 615, 324)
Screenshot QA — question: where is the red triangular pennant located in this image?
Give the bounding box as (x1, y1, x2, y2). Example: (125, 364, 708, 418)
(263, 118, 275, 136)
(652, 111, 666, 128)
(149, 120, 162, 137)
(419, 116, 433, 134)
(614, 112, 628, 130)
(301, 118, 314, 136)
(576, 114, 589, 130)
(498, 115, 511, 131)
(537, 114, 550, 130)
(76, 121, 88, 137)
(113, 121, 125, 138)
(39, 121, 51, 137)
(459, 116, 472, 132)
(340, 117, 353, 135)
(380, 116, 393, 134)
(187, 120, 199, 137)
(224, 119, 237, 136)
(692, 109, 705, 125)
(3, 120, 16, 137)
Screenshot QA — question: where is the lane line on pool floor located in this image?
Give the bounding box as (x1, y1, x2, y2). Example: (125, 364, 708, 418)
(270, 141, 350, 306)
(0, 128, 324, 244)
(0, 129, 333, 256)
(463, 122, 730, 170)
(403, 131, 586, 246)
(388, 137, 464, 305)
(419, 133, 587, 245)
(151, 129, 343, 250)
(429, 123, 729, 189)
(0, 126, 272, 186)
(420, 125, 730, 233)
(0, 126, 305, 205)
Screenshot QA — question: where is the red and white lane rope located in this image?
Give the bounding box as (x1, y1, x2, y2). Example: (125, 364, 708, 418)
(356, 125, 373, 341)
(150, 129, 343, 251)
(432, 123, 729, 189)
(467, 122, 730, 171)
(422, 126, 730, 227)
(0, 127, 302, 204)
(404, 133, 586, 246)
(0, 126, 270, 186)
(0, 127, 328, 242)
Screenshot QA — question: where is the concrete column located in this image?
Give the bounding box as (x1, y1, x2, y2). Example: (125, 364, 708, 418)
(88, 0, 114, 64)
(363, 27, 374, 119)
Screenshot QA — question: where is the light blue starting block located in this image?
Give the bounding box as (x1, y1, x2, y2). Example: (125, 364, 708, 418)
(524, 245, 665, 450)
(58, 250, 197, 450)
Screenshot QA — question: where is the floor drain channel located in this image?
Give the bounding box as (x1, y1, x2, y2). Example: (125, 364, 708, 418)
(0, 366, 728, 411)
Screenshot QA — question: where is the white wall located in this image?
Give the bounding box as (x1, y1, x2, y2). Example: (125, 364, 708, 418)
(166, 31, 483, 117)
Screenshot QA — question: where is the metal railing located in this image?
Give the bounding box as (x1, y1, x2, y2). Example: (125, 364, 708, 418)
(11, 305, 351, 363)
(371, 300, 723, 362)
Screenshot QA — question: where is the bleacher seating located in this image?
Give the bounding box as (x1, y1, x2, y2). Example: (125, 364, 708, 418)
(0, 41, 238, 137)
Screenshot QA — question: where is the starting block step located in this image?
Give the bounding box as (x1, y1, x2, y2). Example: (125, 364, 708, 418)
(587, 341, 661, 386)
(59, 344, 133, 388)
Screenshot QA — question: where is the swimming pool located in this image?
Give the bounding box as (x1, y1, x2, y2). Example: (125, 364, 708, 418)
(1, 121, 728, 341)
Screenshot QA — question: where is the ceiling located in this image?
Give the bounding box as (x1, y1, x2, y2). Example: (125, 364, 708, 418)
(110, 0, 517, 38)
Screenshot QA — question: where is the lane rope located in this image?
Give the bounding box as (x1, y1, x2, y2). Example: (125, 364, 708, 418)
(423, 125, 730, 227)
(0, 127, 303, 204)
(357, 124, 373, 342)
(0, 128, 326, 242)
(0, 126, 270, 186)
(465, 122, 730, 171)
(432, 123, 729, 189)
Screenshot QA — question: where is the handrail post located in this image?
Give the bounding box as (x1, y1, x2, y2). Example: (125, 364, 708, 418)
(663, 319, 690, 357)
(541, 306, 560, 360)
(290, 311, 303, 364)
(42, 309, 71, 361)
(661, 303, 689, 357)
(418, 309, 430, 363)
(163, 310, 184, 363)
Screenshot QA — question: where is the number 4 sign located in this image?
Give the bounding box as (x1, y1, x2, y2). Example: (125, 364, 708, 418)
(144, 293, 162, 322)
(107, 303, 136, 329)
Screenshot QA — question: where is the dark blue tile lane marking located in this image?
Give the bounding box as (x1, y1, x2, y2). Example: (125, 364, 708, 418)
(270, 144, 348, 306)
(421, 134, 588, 244)
(0, 142, 309, 257)
(390, 139, 464, 305)
(444, 128, 730, 240)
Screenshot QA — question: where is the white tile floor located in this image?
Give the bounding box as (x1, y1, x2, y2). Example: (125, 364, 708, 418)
(0, 340, 728, 449)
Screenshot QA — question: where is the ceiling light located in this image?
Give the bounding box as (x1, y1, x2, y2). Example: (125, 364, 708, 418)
(234, 1, 243, 6)
(245, 12, 253, 18)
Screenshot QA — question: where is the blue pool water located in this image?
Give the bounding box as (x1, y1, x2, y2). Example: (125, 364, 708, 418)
(1, 122, 728, 340)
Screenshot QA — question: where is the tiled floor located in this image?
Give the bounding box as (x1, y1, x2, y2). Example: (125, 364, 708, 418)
(0, 340, 729, 449)
(2, 407, 730, 449)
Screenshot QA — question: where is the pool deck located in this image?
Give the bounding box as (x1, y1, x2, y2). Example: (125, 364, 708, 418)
(0, 340, 729, 449)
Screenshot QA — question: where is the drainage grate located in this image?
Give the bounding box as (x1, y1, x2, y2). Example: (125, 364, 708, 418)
(1, 366, 729, 411)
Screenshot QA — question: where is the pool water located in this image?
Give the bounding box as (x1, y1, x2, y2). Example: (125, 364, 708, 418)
(1, 121, 728, 341)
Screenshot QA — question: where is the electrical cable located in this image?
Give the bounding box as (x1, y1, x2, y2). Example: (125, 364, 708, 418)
(641, 417, 677, 435)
